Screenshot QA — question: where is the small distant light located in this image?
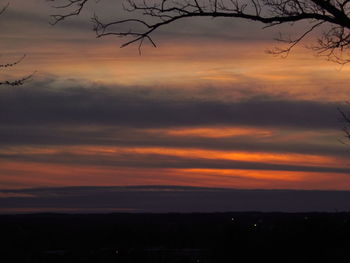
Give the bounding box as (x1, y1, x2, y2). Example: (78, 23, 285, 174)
(231, 218, 234, 221)
(116, 250, 119, 254)
(253, 224, 257, 227)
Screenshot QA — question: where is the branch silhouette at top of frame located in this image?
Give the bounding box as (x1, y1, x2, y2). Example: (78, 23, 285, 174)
(0, 3, 34, 86)
(49, 0, 350, 62)
(48, 1, 350, 143)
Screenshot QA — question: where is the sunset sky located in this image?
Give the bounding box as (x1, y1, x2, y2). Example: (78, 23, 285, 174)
(1, 0, 350, 203)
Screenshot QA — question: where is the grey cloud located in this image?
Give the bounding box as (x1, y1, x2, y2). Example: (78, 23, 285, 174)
(1, 80, 347, 160)
(0, 82, 342, 129)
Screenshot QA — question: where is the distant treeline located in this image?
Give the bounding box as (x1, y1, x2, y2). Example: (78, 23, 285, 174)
(1, 212, 350, 262)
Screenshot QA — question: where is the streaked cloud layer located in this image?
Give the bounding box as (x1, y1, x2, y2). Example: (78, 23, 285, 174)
(1, 79, 349, 190)
(1, 0, 350, 206)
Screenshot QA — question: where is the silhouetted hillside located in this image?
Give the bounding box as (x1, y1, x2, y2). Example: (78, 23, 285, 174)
(1, 212, 350, 262)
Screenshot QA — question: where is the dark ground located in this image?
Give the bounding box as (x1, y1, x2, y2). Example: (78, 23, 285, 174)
(1, 212, 350, 263)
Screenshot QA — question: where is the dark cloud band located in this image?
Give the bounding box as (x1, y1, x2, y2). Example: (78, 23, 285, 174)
(0, 82, 342, 129)
(1, 186, 350, 212)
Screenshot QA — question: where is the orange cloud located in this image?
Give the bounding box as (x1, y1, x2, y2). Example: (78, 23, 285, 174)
(1, 160, 349, 190)
(2, 141, 346, 169)
(146, 126, 273, 138)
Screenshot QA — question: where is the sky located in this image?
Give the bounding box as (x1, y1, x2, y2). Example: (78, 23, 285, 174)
(1, 0, 350, 212)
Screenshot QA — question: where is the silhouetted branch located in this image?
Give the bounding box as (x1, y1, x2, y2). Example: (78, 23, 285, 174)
(0, 5, 32, 86)
(48, 0, 89, 24)
(0, 71, 35, 86)
(0, 54, 26, 68)
(48, 0, 350, 62)
(0, 2, 9, 15)
(338, 107, 350, 145)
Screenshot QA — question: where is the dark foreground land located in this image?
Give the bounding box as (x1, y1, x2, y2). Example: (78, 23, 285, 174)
(1, 212, 350, 263)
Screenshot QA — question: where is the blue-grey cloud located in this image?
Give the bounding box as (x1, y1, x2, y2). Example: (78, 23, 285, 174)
(0, 82, 342, 129)
(1, 79, 348, 165)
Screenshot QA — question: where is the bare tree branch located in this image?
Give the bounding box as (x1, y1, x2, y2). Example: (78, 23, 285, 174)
(0, 2, 9, 15)
(0, 4, 33, 86)
(48, 0, 350, 62)
(0, 71, 35, 86)
(338, 106, 350, 146)
(48, 0, 89, 24)
(0, 54, 26, 68)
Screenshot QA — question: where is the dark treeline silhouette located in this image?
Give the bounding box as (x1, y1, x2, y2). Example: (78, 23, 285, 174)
(1, 212, 350, 263)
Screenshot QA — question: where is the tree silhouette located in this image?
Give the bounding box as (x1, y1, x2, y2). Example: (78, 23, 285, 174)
(50, 0, 350, 62)
(0, 3, 33, 86)
(338, 107, 350, 145)
(49, 0, 350, 136)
